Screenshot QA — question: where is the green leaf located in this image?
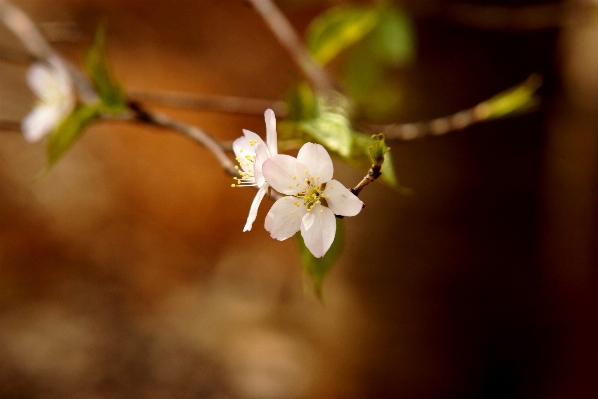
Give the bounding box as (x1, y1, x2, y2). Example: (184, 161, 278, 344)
(84, 24, 126, 113)
(367, 6, 415, 67)
(306, 5, 379, 65)
(478, 74, 542, 120)
(285, 82, 318, 122)
(350, 131, 399, 188)
(45, 104, 100, 169)
(297, 218, 344, 299)
(368, 133, 390, 165)
(298, 108, 353, 158)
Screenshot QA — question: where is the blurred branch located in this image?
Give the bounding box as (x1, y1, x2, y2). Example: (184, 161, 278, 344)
(372, 74, 542, 141)
(0, 0, 97, 103)
(127, 89, 288, 117)
(0, 119, 20, 131)
(0, 46, 34, 64)
(247, 0, 338, 97)
(127, 101, 238, 176)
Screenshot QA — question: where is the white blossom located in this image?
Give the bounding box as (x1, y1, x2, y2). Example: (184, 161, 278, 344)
(232, 109, 278, 231)
(21, 56, 74, 143)
(262, 142, 363, 258)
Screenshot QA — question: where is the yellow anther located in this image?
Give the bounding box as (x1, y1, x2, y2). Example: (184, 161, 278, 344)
(231, 184, 236, 187)
(305, 170, 308, 174)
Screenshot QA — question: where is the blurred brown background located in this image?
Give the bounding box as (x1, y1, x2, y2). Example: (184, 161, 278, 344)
(1, 0, 597, 398)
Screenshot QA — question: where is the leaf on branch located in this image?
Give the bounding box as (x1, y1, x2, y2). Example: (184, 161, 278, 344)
(368, 133, 390, 165)
(283, 84, 353, 157)
(45, 104, 101, 170)
(84, 24, 126, 113)
(477, 74, 542, 120)
(341, 5, 416, 120)
(306, 5, 379, 65)
(350, 132, 399, 188)
(297, 218, 344, 299)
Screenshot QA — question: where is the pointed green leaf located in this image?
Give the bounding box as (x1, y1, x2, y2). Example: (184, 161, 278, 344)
(306, 5, 379, 65)
(84, 24, 126, 113)
(478, 74, 542, 120)
(367, 6, 415, 67)
(297, 218, 344, 299)
(45, 104, 100, 169)
(350, 131, 399, 188)
(298, 109, 353, 158)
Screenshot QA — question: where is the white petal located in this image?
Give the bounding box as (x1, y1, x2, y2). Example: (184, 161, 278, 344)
(242, 129, 266, 147)
(234, 130, 267, 173)
(21, 105, 62, 142)
(300, 205, 336, 258)
(253, 143, 271, 187)
(26, 63, 54, 99)
(297, 143, 333, 183)
(324, 179, 363, 216)
(262, 155, 307, 195)
(265, 196, 306, 240)
(243, 184, 268, 232)
(47, 56, 72, 98)
(264, 108, 277, 156)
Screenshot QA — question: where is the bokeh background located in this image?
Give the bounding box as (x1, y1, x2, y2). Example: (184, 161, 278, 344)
(1, 0, 597, 398)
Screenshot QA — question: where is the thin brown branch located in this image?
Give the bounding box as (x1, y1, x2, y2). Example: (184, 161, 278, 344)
(372, 74, 542, 141)
(127, 102, 237, 176)
(0, 46, 34, 64)
(370, 106, 485, 141)
(127, 89, 288, 117)
(247, 0, 338, 97)
(350, 164, 382, 197)
(0, 119, 21, 131)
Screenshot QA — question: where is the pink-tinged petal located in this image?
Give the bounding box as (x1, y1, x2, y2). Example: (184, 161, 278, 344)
(297, 143, 333, 183)
(262, 155, 306, 195)
(264, 109, 277, 156)
(21, 105, 62, 142)
(243, 184, 268, 232)
(323, 179, 363, 216)
(253, 143, 271, 187)
(300, 205, 336, 258)
(265, 196, 306, 240)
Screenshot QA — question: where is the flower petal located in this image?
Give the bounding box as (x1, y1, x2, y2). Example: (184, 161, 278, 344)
(253, 143, 271, 187)
(26, 63, 54, 99)
(323, 179, 363, 216)
(265, 196, 306, 240)
(297, 143, 333, 183)
(300, 204, 336, 258)
(264, 109, 277, 156)
(21, 105, 63, 142)
(262, 155, 307, 195)
(233, 131, 264, 173)
(243, 184, 268, 232)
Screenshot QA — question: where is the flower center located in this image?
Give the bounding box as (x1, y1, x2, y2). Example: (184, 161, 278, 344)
(296, 173, 329, 212)
(231, 148, 257, 187)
